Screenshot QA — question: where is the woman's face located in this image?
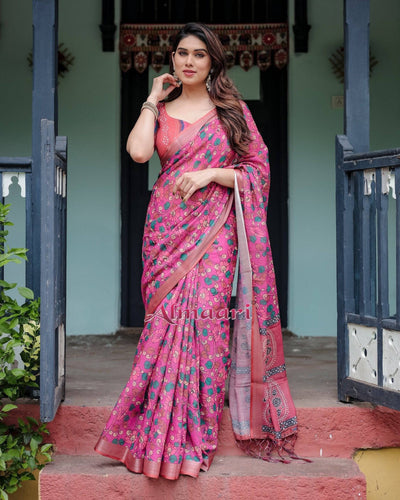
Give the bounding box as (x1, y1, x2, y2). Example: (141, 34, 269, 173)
(173, 35, 212, 88)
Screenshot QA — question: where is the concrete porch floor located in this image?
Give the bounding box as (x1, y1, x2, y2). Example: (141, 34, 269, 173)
(65, 330, 345, 408)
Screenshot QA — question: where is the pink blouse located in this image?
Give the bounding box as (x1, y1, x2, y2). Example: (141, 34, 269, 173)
(155, 103, 190, 159)
(154, 102, 243, 190)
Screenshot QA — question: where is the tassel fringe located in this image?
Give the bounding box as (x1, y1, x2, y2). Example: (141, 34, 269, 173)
(236, 435, 312, 464)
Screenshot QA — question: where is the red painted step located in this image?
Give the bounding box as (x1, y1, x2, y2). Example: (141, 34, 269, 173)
(39, 454, 366, 500)
(11, 402, 400, 459)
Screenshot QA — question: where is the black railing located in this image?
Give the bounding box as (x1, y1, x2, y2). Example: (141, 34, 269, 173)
(0, 122, 67, 423)
(40, 120, 67, 422)
(337, 135, 400, 410)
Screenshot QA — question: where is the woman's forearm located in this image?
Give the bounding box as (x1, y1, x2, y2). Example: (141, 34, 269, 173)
(126, 74, 179, 163)
(173, 167, 240, 202)
(210, 168, 237, 188)
(126, 99, 157, 163)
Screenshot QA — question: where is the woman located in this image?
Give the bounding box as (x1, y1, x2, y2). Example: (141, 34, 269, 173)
(95, 22, 298, 480)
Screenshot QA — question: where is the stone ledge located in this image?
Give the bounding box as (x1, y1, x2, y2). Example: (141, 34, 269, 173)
(8, 403, 400, 459)
(40, 454, 366, 500)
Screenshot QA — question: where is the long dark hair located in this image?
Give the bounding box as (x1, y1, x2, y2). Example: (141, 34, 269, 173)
(168, 22, 251, 156)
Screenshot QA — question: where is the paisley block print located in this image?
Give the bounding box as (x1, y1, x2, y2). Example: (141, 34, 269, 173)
(95, 102, 297, 479)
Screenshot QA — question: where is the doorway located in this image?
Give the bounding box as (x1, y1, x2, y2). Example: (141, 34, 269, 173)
(120, 1, 288, 327)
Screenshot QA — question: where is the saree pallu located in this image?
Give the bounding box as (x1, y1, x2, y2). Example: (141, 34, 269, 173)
(95, 103, 298, 479)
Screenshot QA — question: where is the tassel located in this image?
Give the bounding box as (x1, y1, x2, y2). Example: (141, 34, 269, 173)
(236, 435, 312, 464)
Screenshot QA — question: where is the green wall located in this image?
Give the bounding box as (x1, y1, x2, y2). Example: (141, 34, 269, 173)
(0, 1, 32, 300)
(1, 1, 398, 336)
(287, 0, 400, 336)
(288, 1, 342, 336)
(58, 1, 120, 334)
(0, 0, 120, 335)
(370, 2, 400, 318)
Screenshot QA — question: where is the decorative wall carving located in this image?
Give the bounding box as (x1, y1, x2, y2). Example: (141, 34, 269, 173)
(329, 46, 378, 83)
(119, 23, 288, 73)
(27, 43, 74, 80)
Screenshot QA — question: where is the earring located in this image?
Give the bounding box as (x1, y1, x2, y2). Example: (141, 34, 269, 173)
(206, 73, 212, 92)
(173, 70, 182, 86)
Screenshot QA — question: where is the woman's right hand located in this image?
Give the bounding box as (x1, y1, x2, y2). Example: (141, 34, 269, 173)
(147, 73, 180, 105)
(126, 73, 179, 163)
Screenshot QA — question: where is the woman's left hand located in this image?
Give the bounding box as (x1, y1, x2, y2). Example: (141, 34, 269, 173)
(173, 170, 215, 202)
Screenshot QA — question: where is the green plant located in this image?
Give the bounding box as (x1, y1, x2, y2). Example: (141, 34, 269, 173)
(0, 203, 52, 500)
(0, 405, 52, 500)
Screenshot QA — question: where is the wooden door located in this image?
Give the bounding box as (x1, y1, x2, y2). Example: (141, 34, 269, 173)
(120, 0, 288, 327)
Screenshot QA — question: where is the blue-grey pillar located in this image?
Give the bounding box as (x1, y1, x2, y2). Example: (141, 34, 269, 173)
(30, 0, 58, 296)
(344, 0, 370, 153)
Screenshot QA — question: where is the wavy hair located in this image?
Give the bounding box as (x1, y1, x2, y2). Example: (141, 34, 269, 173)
(167, 22, 251, 157)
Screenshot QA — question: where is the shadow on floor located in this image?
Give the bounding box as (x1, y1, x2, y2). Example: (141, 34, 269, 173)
(65, 330, 339, 408)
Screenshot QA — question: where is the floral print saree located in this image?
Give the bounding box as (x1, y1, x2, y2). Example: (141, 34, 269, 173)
(95, 102, 298, 479)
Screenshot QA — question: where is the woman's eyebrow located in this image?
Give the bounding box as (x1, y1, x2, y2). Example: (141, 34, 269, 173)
(177, 47, 208, 53)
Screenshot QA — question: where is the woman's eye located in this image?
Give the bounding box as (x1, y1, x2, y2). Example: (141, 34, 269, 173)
(195, 53, 204, 58)
(177, 51, 187, 57)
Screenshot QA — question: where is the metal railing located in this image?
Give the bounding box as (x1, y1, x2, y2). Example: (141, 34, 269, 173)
(336, 135, 400, 409)
(0, 121, 67, 421)
(40, 120, 67, 422)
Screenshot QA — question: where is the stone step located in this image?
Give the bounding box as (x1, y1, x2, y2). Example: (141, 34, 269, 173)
(12, 402, 400, 459)
(39, 454, 366, 500)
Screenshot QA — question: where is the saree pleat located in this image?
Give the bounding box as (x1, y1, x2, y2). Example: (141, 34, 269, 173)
(95, 203, 237, 479)
(96, 251, 235, 478)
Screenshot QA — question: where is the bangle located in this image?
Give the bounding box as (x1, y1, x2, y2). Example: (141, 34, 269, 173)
(141, 101, 159, 120)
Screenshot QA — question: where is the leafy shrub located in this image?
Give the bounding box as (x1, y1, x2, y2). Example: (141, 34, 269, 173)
(0, 203, 52, 500)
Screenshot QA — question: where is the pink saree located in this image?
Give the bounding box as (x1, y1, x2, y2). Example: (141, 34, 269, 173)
(95, 102, 297, 479)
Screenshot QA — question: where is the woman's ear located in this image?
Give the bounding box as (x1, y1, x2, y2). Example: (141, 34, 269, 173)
(172, 52, 175, 70)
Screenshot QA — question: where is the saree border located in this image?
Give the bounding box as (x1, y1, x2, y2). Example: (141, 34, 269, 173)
(95, 436, 206, 480)
(229, 174, 254, 440)
(231, 174, 278, 439)
(159, 104, 217, 164)
(230, 174, 298, 445)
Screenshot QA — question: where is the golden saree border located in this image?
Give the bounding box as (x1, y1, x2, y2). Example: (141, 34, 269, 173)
(95, 437, 206, 480)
